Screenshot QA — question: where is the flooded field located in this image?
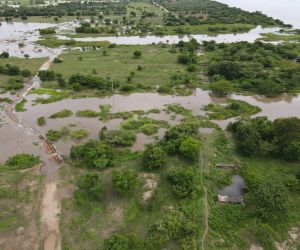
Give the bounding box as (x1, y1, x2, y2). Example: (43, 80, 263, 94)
(12, 88, 300, 156)
(0, 22, 60, 57)
(56, 26, 280, 45)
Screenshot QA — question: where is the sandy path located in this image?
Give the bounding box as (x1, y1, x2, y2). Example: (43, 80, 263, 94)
(200, 151, 209, 250)
(41, 180, 61, 250)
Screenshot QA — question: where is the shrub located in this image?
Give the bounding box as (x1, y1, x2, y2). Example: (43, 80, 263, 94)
(209, 79, 233, 97)
(140, 124, 160, 135)
(133, 50, 142, 58)
(103, 130, 136, 147)
(76, 109, 99, 117)
(167, 166, 197, 198)
(70, 140, 116, 169)
(76, 173, 104, 201)
(37, 116, 46, 126)
(179, 136, 201, 161)
(0, 51, 9, 58)
(1, 154, 40, 170)
(142, 144, 167, 170)
(70, 129, 89, 140)
(21, 69, 31, 77)
(112, 169, 138, 195)
(103, 233, 141, 250)
(249, 180, 289, 223)
(38, 70, 56, 81)
(53, 57, 63, 63)
(283, 142, 300, 161)
(49, 109, 73, 119)
(46, 129, 62, 141)
(120, 84, 136, 92)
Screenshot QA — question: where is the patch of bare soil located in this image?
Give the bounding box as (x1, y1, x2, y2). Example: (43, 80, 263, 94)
(101, 201, 125, 238)
(250, 244, 263, 250)
(140, 173, 159, 203)
(40, 179, 61, 250)
(275, 227, 300, 250)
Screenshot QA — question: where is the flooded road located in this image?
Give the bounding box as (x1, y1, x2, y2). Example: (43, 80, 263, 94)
(0, 54, 62, 250)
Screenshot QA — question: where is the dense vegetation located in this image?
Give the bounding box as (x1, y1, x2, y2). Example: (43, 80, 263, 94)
(0, 2, 126, 18)
(203, 41, 300, 96)
(0, 153, 40, 170)
(157, 0, 287, 27)
(229, 116, 300, 161)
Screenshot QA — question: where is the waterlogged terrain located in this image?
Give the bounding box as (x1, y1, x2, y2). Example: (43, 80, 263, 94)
(0, 0, 300, 249)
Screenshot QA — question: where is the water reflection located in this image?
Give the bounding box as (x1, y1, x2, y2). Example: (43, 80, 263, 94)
(218, 175, 246, 197)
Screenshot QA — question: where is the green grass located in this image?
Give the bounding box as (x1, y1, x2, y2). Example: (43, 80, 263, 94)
(121, 116, 169, 135)
(0, 158, 44, 242)
(259, 32, 300, 42)
(70, 129, 89, 140)
(203, 99, 261, 120)
(0, 153, 40, 170)
(15, 98, 27, 112)
(59, 154, 204, 250)
(0, 57, 45, 88)
(49, 109, 73, 119)
(47, 45, 186, 87)
(202, 131, 300, 249)
(37, 116, 46, 126)
(37, 36, 110, 48)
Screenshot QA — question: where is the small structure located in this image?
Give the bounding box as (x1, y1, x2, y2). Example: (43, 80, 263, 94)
(217, 175, 246, 205)
(218, 195, 244, 205)
(216, 163, 236, 169)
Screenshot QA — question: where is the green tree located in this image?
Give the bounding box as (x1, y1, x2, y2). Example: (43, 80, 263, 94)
(142, 144, 167, 170)
(250, 180, 289, 223)
(112, 169, 138, 195)
(167, 166, 197, 198)
(283, 142, 300, 161)
(209, 79, 233, 97)
(179, 136, 201, 161)
(77, 173, 104, 201)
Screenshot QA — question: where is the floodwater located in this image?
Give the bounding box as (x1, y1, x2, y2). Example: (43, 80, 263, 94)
(216, 0, 300, 29)
(218, 175, 246, 197)
(14, 89, 300, 156)
(56, 26, 280, 45)
(0, 21, 61, 58)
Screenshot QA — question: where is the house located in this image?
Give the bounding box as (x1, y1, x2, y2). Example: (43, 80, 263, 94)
(218, 195, 244, 205)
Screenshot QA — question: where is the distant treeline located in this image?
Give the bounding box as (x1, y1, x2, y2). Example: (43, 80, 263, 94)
(157, 0, 289, 27)
(0, 2, 126, 18)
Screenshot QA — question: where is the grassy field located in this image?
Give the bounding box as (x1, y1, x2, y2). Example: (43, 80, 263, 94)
(203, 132, 300, 249)
(47, 45, 186, 87)
(59, 154, 204, 250)
(0, 57, 46, 88)
(203, 99, 261, 120)
(259, 32, 300, 42)
(12, 15, 78, 23)
(0, 165, 44, 249)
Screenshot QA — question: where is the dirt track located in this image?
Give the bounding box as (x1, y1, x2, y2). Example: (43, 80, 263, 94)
(4, 55, 63, 250)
